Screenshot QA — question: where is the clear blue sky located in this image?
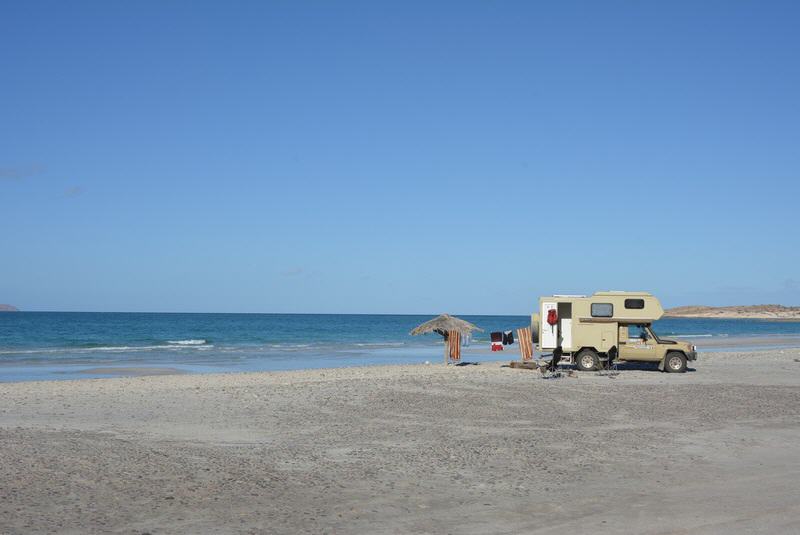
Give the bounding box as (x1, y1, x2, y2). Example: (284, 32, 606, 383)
(2, 1, 799, 313)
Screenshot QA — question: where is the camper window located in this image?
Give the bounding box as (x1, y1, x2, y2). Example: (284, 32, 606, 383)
(624, 298, 645, 309)
(591, 303, 613, 317)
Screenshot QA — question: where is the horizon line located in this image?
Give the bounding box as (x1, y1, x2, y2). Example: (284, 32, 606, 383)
(1, 309, 535, 316)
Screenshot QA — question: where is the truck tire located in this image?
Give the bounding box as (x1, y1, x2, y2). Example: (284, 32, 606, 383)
(664, 351, 687, 373)
(576, 349, 599, 372)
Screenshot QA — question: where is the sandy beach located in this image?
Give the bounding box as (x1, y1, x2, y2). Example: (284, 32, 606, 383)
(2, 348, 800, 534)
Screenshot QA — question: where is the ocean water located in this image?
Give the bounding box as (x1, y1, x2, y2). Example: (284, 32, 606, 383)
(2, 312, 800, 382)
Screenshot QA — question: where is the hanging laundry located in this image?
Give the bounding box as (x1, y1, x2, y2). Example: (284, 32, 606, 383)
(502, 330, 514, 345)
(448, 329, 461, 362)
(490, 331, 503, 352)
(460, 333, 471, 347)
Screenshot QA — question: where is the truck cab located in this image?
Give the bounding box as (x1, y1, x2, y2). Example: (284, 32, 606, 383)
(533, 292, 697, 372)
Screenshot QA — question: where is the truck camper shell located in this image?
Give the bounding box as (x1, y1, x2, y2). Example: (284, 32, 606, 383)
(532, 291, 695, 372)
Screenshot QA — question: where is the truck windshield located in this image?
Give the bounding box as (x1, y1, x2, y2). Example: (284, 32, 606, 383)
(646, 326, 663, 343)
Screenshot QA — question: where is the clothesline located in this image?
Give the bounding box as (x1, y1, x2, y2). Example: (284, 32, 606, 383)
(490, 330, 515, 351)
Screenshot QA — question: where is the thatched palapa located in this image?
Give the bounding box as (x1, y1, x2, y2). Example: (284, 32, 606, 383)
(410, 314, 483, 364)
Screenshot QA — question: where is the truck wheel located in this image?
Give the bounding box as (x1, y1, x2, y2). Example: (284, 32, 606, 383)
(576, 349, 599, 371)
(665, 352, 687, 373)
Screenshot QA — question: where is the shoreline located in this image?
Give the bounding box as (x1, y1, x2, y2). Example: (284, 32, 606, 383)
(3, 335, 800, 383)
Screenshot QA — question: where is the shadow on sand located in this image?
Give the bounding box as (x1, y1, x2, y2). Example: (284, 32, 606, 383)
(604, 361, 697, 373)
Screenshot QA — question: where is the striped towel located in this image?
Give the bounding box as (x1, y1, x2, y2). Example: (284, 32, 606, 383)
(517, 327, 533, 361)
(448, 330, 461, 362)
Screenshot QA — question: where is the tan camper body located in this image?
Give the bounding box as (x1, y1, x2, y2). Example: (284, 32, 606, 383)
(533, 292, 697, 372)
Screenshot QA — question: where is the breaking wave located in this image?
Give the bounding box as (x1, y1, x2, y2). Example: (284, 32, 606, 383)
(0, 341, 213, 356)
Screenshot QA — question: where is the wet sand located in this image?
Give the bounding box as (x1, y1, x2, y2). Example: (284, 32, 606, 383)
(68, 366, 188, 376)
(686, 334, 800, 349)
(2, 348, 800, 534)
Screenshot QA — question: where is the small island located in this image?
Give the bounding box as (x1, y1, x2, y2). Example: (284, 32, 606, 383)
(665, 304, 800, 320)
(0, 304, 19, 312)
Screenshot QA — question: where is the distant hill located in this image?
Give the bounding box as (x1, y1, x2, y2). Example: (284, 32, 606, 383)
(665, 304, 800, 320)
(0, 304, 19, 312)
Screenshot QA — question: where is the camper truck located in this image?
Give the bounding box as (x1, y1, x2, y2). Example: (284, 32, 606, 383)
(532, 292, 697, 372)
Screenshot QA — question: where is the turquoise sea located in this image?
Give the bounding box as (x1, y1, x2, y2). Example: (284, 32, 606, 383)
(2, 312, 800, 382)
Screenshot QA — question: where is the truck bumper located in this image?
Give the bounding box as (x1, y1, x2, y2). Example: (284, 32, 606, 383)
(687, 351, 697, 361)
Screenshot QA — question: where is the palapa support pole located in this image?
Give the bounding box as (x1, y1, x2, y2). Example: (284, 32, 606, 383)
(444, 334, 449, 365)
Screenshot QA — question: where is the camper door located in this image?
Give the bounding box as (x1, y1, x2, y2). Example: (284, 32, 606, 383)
(541, 302, 558, 349)
(557, 302, 572, 350)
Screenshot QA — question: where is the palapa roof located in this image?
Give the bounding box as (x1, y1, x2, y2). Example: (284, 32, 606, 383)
(409, 314, 483, 337)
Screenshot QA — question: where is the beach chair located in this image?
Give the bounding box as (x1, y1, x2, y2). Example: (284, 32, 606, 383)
(517, 327, 533, 361)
